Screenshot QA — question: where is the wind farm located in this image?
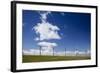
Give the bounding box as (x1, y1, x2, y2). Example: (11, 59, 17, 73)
(23, 48, 90, 63)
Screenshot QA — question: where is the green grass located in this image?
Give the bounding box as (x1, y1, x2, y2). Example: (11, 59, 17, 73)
(22, 55, 91, 63)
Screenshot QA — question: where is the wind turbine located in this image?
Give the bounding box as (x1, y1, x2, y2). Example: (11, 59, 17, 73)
(75, 48, 78, 56)
(39, 46, 42, 56)
(53, 47, 54, 56)
(65, 48, 66, 56)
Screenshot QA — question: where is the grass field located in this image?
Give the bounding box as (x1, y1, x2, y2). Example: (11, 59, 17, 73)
(22, 55, 91, 63)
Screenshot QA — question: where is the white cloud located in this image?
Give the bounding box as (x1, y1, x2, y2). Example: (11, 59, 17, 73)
(33, 11, 61, 41)
(37, 41, 57, 53)
(40, 12, 51, 20)
(23, 49, 40, 55)
(34, 37, 39, 41)
(39, 11, 51, 23)
(34, 22, 61, 40)
(38, 41, 57, 47)
(23, 49, 53, 55)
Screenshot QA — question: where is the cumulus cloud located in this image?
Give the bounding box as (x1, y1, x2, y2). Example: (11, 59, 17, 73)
(34, 22, 61, 40)
(32, 11, 61, 41)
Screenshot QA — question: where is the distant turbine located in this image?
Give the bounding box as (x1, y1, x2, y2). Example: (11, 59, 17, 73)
(39, 46, 42, 56)
(53, 47, 54, 56)
(65, 48, 66, 56)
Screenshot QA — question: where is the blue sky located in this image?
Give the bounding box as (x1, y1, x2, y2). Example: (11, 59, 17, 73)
(22, 10, 91, 52)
